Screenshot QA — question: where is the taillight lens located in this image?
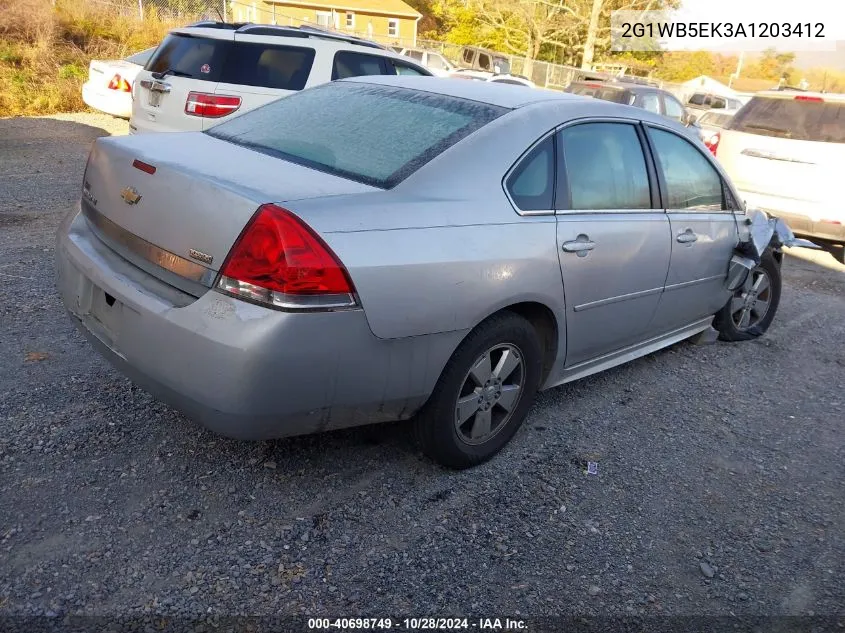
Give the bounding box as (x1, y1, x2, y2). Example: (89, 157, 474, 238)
(107, 74, 131, 92)
(705, 132, 720, 155)
(185, 92, 241, 118)
(216, 204, 357, 310)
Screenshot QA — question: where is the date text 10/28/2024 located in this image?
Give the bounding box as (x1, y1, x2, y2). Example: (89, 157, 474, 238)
(308, 618, 527, 631)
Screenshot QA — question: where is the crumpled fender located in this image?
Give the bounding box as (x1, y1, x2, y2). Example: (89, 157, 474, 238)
(725, 208, 820, 291)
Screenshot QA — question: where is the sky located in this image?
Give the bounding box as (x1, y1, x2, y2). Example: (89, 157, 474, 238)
(667, 0, 845, 68)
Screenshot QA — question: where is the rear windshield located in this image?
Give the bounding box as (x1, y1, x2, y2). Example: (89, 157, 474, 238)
(206, 82, 507, 188)
(146, 34, 316, 90)
(703, 112, 733, 127)
(729, 96, 845, 143)
(146, 34, 229, 82)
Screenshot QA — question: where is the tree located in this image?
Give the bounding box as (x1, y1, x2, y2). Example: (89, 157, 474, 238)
(746, 47, 796, 82)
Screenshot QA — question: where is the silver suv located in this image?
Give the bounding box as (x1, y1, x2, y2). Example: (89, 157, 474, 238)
(717, 91, 845, 263)
(130, 22, 431, 134)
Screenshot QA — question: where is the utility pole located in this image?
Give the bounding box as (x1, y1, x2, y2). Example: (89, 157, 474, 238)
(138, 0, 143, 20)
(728, 51, 744, 88)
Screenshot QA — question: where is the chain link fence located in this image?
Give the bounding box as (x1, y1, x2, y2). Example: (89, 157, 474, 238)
(87, 0, 225, 21)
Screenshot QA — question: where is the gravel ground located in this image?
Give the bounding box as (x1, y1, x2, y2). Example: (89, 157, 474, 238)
(1, 113, 844, 624)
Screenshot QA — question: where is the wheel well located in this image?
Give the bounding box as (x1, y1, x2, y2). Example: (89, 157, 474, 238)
(503, 302, 559, 384)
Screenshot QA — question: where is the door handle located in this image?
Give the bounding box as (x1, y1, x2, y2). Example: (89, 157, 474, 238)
(676, 229, 698, 244)
(139, 79, 171, 93)
(562, 234, 596, 257)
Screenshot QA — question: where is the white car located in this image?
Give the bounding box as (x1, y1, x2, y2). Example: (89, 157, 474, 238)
(129, 22, 430, 134)
(449, 69, 535, 87)
(81, 47, 156, 119)
(694, 108, 739, 154)
(399, 48, 456, 77)
(717, 90, 845, 262)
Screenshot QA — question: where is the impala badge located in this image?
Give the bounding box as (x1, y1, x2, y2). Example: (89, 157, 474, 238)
(189, 249, 213, 265)
(121, 187, 142, 205)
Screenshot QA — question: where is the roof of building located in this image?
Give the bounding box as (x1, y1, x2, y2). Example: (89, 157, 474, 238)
(262, 0, 421, 18)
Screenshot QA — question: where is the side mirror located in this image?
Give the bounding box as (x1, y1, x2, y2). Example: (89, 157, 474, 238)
(685, 113, 697, 126)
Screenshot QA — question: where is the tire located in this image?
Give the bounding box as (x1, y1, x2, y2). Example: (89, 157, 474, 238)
(413, 312, 543, 469)
(713, 248, 782, 342)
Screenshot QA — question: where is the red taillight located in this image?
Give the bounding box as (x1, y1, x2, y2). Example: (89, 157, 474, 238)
(184, 92, 241, 118)
(795, 95, 824, 102)
(216, 204, 357, 310)
(107, 74, 131, 92)
(705, 132, 720, 155)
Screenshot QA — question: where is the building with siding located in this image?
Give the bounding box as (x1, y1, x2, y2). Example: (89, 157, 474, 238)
(231, 0, 422, 47)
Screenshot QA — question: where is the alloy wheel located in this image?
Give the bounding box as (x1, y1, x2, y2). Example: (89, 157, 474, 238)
(454, 343, 525, 445)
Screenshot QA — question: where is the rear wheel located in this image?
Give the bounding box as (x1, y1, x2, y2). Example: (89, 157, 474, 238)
(713, 249, 781, 341)
(413, 312, 543, 469)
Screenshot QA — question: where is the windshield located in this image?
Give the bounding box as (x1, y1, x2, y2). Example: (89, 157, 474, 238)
(729, 96, 845, 143)
(206, 82, 508, 188)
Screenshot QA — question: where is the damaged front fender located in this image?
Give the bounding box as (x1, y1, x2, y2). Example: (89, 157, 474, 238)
(726, 209, 821, 291)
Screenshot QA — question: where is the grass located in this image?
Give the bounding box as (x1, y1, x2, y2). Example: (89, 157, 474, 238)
(0, 0, 176, 116)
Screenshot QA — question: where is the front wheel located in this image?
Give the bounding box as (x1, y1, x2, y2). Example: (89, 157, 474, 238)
(413, 312, 543, 469)
(713, 249, 782, 342)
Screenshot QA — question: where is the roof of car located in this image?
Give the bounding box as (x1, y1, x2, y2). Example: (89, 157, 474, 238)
(347, 75, 603, 108)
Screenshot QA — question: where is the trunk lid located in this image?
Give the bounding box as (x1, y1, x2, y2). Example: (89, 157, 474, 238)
(82, 132, 377, 294)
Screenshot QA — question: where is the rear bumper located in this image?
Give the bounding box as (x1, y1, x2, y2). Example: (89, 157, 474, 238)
(738, 190, 845, 243)
(82, 83, 131, 119)
(57, 207, 456, 439)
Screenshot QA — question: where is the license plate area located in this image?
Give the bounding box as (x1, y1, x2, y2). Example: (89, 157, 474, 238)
(148, 90, 162, 107)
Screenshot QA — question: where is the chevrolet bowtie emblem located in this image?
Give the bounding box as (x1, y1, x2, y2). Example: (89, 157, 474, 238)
(121, 187, 142, 205)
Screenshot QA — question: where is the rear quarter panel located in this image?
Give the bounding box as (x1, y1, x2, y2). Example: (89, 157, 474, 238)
(286, 105, 571, 342)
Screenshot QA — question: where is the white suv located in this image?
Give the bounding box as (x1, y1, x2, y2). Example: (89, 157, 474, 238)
(130, 22, 431, 134)
(717, 90, 845, 263)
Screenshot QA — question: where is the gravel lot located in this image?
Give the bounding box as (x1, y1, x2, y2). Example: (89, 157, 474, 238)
(1, 113, 844, 624)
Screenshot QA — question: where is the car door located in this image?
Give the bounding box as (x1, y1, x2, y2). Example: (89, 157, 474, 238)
(644, 124, 739, 333)
(554, 120, 672, 367)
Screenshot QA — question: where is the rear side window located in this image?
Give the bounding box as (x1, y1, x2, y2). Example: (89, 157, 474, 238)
(145, 34, 229, 82)
(462, 49, 474, 64)
(405, 50, 423, 61)
(561, 123, 651, 210)
(729, 97, 845, 143)
(663, 95, 685, 121)
(640, 92, 660, 114)
(648, 127, 724, 210)
(477, 53, 491, 71)
(220, 43, 315, 90)
(206, 82, 506, 188)
(428, 54, 448, 70)
(688, 93, 705, 106)
(390, 59, 428, 76)
(332, 51, 386, 79)
(506, 136, 555, 211)
(597, 88, 633, 105)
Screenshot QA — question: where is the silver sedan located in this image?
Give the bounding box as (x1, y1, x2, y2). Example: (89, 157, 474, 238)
(57, 76, 790, 468)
